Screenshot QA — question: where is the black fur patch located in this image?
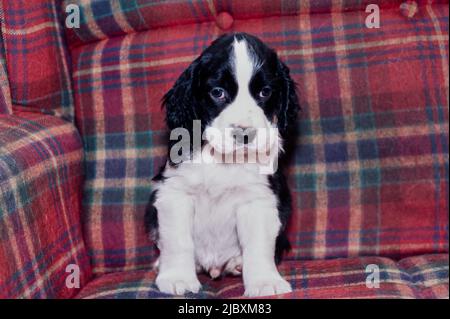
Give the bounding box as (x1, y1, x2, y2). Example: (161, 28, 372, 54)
(144, 165, 166, 241)
(268, 170, 293, 264)
(144, 189, 159, 242)
(162, 32, 300, 165)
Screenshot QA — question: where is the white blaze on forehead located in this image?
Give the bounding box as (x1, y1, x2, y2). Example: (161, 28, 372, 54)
(232, 38, 259, 88)
(204, 36, 277, 156)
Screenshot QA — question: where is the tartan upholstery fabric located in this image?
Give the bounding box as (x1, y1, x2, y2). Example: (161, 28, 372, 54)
(0, 0, 75, 121)
(75, 254, 449, 299)
(0, 108, 91, 298)
(70, 1, 449, 274)
(0, 28, 11, 115)
(64, 0, 439, 48)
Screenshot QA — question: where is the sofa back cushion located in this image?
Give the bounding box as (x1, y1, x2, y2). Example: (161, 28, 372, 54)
(63, 0, 409, 48)
(66, 1, 449, 274)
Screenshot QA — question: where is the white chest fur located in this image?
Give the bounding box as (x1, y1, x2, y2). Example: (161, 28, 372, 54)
(155, 149, 277, 273)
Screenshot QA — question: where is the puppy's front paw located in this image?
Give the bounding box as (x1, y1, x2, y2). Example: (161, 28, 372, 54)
(244, 276, 292, 297)
(156, 272, 201, 295)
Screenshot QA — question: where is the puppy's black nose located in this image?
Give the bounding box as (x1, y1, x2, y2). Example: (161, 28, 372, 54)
(231, 125, 257, 145)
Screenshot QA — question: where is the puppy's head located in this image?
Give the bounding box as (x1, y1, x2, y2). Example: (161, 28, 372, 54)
(164, 33, 299, 158)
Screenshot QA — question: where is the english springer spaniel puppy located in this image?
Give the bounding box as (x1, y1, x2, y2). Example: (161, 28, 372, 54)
(145, 33, 299, 297)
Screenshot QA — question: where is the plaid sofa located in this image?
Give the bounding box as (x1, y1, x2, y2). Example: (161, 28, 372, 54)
(0, 0, 448, 299)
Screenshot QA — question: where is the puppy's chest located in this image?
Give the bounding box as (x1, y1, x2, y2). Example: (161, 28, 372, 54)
(191, 165, 248, 222)
(175, 163, 270, 267)
(181, 163, 269, 206)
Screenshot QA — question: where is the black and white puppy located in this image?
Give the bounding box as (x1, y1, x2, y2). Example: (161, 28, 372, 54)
(146, 33, 299, 297)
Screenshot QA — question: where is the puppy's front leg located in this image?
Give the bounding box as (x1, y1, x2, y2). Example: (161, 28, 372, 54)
(154, 188, 200, 295)
(237, 199, 292, 297)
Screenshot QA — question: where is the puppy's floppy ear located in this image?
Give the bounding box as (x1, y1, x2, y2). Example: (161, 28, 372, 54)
(163, 59, 200, 131)
(277, 60, 300, 138)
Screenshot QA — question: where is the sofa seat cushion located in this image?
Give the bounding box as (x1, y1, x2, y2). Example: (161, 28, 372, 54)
(70, 2, 449, 275)
(75, 254, 449, 299)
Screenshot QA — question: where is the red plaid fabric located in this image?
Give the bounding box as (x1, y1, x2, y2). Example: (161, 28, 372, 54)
(64, 0, 431, 47)
(75, 254, 449, 299)
(69, 1, 449, 274)
(0, 0, 74, 120)
(0, 108, 91, 298)
(0, 26, 11, 114)
(0, 0, 446, 300)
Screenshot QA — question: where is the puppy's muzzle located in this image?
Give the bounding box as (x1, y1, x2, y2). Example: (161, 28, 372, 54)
(231, 125, 257, 145)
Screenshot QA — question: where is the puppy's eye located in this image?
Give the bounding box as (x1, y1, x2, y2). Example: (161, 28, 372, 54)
(210, 87, 226, 100)
(259, 86, 272, 99)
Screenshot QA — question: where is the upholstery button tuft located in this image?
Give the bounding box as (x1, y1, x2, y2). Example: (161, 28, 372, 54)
(216, 12, 234, 30)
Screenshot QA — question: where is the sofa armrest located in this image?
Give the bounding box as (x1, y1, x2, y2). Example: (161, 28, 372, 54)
(0, 108, 91, 298)
(0, 30, 12, 115)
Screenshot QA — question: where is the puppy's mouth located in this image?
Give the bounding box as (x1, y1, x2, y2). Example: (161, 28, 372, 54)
(202, 127, 280, 166)
(206, 130, 273, 153)
(234, 141, 258, 152)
